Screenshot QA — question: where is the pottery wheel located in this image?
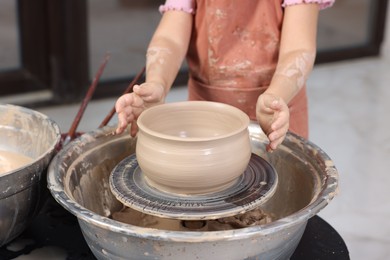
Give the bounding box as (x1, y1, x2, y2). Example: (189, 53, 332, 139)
(109, 153, 278, 220)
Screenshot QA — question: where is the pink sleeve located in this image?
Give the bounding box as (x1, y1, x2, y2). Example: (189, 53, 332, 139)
(282, 0, 335, 10)
(159, 0, 195, 14)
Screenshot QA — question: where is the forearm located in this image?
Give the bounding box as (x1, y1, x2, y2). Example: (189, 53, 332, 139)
(265, 4, 319, 104)
(266, 49, 316, 103)
(145, 11, 193, 97)
(145, 39, 186, 97)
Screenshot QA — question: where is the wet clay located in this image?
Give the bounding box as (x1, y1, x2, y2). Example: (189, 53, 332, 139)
(111, 206, 274, 231)
(136, 101, 251, 195)
(0, 150, 33, 176)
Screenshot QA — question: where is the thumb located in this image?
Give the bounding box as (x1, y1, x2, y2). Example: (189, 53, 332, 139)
(264, 93, 279, 106)
(132, 84, 147, 96)
(133, 83, 164, 102)
(259, 94, 281, 114)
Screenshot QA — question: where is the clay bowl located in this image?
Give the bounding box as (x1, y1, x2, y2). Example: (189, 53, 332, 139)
(135, 101, 252, 194)
(0, 104, 61, 246)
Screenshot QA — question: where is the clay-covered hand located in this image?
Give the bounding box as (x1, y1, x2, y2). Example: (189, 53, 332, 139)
(256, 93, 290, 152)
(115, 82, 165, 136)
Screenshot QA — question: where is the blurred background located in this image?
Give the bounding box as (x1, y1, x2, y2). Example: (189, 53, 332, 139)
(0, 0, 387, 105)
(1, 0, 389, 259)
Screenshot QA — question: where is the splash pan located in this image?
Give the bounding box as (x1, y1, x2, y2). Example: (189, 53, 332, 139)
(47, 123, 338, 260)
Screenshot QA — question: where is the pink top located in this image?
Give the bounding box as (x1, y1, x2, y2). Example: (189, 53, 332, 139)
(159, 0, 335, 13)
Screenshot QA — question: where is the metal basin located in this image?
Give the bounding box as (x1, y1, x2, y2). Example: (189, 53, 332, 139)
(0, 104, 61, 246)
(47, 123, 338, 260)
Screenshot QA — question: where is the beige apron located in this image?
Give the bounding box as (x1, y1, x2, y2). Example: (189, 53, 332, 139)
(186, 0, 308, 138)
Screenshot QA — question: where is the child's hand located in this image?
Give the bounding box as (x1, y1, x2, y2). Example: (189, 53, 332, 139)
(256, 93, 290, 152)
(115, 82, 165, 136)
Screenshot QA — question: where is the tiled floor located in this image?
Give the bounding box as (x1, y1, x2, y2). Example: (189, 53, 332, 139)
(2, 4, 390, 260)
(306, 6, 390, 258)
(307, 58, 390, 259)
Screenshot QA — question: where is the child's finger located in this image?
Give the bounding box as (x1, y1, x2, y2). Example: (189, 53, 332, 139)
(268, 135, 284, 151)
(116, 113, 128, 134)
(130, 121, 139, 137)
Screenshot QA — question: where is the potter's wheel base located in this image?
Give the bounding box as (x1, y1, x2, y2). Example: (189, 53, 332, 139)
(109, 153, 277, 220)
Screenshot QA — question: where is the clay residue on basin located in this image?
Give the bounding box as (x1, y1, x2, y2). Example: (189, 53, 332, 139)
(0, 105, 59, 159)
(63, 135, 136, 218)
(111, 206, 275, 231)
(0, 150, 33, 176)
